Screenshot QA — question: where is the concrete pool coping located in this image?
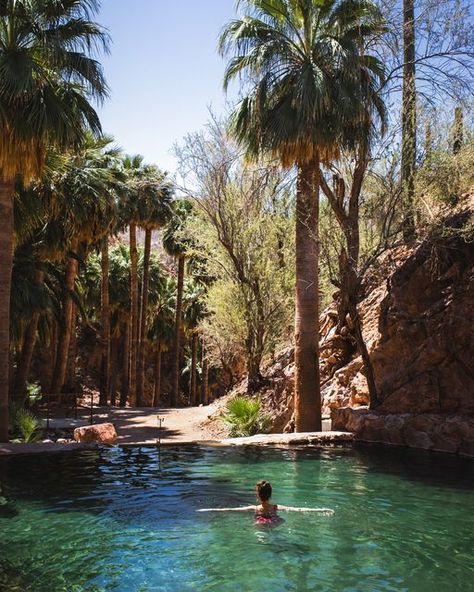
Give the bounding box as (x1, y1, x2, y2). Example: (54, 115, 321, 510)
(0, 431, 354, 456)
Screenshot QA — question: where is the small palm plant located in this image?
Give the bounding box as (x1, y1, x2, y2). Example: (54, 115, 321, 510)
(222, 397, 271, 437)
(11, 407, 42, 443)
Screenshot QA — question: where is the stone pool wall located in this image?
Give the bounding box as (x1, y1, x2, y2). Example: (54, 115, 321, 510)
(332, 407, 474, 457)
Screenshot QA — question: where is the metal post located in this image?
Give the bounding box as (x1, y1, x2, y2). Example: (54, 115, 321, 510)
(46, 392, 50, 431)
(74, 392, 78, 420)
(157, 416, 164, 447)
(90, 392, 94, 425)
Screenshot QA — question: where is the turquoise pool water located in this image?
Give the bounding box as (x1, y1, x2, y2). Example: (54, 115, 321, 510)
(0, 445, 473, 592)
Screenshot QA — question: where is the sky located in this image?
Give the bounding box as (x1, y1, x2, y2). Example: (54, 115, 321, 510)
(97, 0, 237, 175)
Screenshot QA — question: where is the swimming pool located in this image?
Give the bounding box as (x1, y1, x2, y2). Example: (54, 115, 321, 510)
(0, 445, 473, 591)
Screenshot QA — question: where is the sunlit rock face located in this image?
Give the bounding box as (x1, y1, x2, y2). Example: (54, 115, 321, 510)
(372, 221, 474, 414)
(331, 408, 474, 457)
(74, 423, 117, 444)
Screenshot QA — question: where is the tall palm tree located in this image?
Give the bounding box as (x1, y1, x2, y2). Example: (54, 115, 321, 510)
(120, 155, 146, 407)
(219, 0, 385, 431)
(135, 171, 173, 405)
(163, 200, 193, 407)
(0, 0, 108, 440)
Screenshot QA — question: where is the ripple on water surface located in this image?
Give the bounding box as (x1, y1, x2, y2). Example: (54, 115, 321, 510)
(0, 445, 473, 592)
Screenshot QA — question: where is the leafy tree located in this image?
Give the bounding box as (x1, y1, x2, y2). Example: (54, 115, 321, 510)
(178, 121, 294, 392)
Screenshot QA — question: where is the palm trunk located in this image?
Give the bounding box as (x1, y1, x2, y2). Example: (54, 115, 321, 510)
(65, 303, 77, 390)
(202, 346, 209, 405)
(0, 178, 14, 441)
(120, 319, 130, 407)
(137, 228, 152, 405)
(14, 313, 40, 401)
(153, 348, 162, 407)
(99, 237, 111, 406)
(171, 255, 185, 406)
(190, 333, 198, 406)
(51, 253, 78, 395)
(49, 319, 58, 387)
(109, 337, 118, 407)
(401, 0, 416, 241)
(14, 270, 44, 400)
(129, 223, 139, 406)
(294, 158, 321, 432)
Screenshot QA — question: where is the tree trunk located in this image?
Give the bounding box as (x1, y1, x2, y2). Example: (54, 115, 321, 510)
(202, 340, 209, 406)
(247, 352, 263, 393)
(99, 237, 111, 406)
(453, 107, 463, 155)
(51, 253, 78, 395)
(190, 333, 198, 406)
(294, 159, 321, 432)
(401, 0, 417, 241)
(137, 228, 152, 405)
(0, 178, 14, 441)
(153, 349, 162, 407)
(171, 255, 185, 406)
(120, 319, 130, 407)
(129, 223, 139, 406)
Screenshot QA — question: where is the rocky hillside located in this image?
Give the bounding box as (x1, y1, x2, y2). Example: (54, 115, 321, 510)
(210, 194, 474, 455)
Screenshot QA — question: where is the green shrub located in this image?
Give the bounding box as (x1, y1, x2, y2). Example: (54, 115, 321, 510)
(11, 407, 42, 443)
(26, 381, 42, 405)
(221, 396, 271, 437)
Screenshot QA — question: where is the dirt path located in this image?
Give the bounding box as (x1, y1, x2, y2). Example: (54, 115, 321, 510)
(102, 404, 222, 444)
(36, 403, 224, 445)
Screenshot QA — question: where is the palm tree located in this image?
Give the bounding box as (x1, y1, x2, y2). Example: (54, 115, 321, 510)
(49, 135, 119, 397)
(0, 0, 108, 440)
(219, 0, 385, 431)
(148, 277, 175, 407)
(183, 280, 206, 406)
(120, 155, 146, 407)
(163, 200, 193, 406)
(107, 244, 133, 406)
(135, 171, 173, 405)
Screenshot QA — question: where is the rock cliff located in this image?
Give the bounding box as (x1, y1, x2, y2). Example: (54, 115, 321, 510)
(219, 195, 474, 455)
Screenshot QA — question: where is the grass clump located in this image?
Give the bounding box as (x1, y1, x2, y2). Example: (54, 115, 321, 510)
(222, 396, 271, 437)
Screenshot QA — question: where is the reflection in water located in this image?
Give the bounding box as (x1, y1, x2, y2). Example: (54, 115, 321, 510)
(0, 445, 472, 592)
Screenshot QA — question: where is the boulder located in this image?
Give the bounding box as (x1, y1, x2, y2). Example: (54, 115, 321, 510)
(74, 423, 117, 444)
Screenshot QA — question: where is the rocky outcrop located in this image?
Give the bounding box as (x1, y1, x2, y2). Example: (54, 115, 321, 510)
(74, 423, 117, 444)
(332, 407, 474, 457)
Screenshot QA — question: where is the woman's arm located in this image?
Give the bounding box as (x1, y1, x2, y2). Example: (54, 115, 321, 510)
(277, 505, 334, 515)
(197, 505, 256, 512)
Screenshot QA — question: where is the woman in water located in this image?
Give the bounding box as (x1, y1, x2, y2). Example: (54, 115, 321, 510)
(198, 480, 334, 524)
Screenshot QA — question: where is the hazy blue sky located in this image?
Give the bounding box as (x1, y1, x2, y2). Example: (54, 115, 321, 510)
(97, 0, 237, 174)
